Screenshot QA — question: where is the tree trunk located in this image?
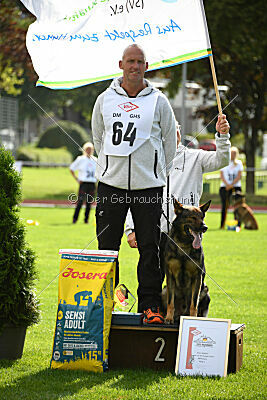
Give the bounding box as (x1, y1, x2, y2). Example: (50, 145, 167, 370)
(246, 150, 255, 194)
(244, 124, 257, 194)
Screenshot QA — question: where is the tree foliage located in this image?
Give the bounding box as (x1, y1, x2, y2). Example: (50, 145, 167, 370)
(0, 0, 36, 94)
(205, 0, 266, 193)
(164, 0, 266, 193)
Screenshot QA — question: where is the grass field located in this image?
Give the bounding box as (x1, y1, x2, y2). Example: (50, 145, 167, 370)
(0, 207, 266, 400)
(21, 167, 77, 201)
(21, 167, 267, 201)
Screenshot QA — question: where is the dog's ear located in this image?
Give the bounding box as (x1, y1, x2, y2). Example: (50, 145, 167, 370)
(234, 191, 242, 196)
(200, 200, 211, 215)
(173, 197, 183, 215)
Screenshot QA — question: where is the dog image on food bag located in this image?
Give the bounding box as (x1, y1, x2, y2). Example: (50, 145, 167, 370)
(163, 199, 211, 324)
(233, 191, 259, 230)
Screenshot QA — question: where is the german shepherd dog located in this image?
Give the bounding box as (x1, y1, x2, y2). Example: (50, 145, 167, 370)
(163, 200, 211, 324)
(233, 191, 259, 230)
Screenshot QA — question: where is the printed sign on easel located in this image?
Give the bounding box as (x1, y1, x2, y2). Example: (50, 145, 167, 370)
(175, 317, 231, 377)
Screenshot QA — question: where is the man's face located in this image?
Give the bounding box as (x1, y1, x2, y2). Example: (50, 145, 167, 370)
(119, 47, 148, 83)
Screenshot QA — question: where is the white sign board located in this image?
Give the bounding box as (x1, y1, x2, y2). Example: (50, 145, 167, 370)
(176, 317, 231, 377)
(20, 0, 211, 89)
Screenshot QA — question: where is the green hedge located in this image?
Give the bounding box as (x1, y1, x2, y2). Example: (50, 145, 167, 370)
(0, 146, 40, 329)
(37, 120, 90, 159)
(16, 146, 72, 163)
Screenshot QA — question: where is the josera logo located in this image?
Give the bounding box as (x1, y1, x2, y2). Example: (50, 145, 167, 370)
(62, 267, 108, 280)
(118, 102, 139, 112)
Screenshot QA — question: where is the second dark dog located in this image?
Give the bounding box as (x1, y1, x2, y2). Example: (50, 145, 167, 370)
(233, 191, 259, 230)
(163, 200, 211, 324)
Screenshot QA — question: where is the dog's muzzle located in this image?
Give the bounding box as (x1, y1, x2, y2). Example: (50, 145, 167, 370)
(200, 223, 208, 233)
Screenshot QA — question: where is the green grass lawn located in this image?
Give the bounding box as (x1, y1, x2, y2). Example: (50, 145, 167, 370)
(0, 208, 266, 399)
(21, 167, 77, 201)
(21, 167, 267, 201)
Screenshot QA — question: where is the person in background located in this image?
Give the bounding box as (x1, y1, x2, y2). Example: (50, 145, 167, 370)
(219, 146, 243, 229)
(70, 142, 97, 224)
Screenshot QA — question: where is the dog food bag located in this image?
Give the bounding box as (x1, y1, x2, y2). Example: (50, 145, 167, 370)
(50, 249, 117, 372)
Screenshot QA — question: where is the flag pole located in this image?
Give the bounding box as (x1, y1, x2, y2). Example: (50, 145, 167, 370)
(209, 54, 223, 115)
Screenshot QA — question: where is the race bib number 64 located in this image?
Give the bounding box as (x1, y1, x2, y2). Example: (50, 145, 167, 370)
(103, 89, 159, 156)
(112, 122, 136, 147)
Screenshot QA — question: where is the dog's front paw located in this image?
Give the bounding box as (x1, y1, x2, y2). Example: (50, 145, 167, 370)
(164, 316, 174, 325)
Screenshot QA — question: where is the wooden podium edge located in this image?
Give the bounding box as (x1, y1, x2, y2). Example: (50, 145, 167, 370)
(111, 325, 178, 332)
(111, 323, 245, 333)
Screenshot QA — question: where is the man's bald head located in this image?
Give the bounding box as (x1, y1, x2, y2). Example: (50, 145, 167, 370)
(122, 44, 146, 62)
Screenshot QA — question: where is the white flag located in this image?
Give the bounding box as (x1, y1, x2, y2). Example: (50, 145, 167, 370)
(21, 0, 211, 89)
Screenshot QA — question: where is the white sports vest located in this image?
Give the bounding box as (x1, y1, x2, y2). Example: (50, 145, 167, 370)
(103, 88, 159, 156)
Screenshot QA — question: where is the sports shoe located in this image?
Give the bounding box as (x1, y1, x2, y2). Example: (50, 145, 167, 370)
(143, 307, 164, 324)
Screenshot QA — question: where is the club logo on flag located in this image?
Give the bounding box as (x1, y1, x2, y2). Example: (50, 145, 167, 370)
(118, 102, 139, 112)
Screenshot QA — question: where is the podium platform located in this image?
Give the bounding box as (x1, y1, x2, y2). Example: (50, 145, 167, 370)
(109, 313, 245, 373)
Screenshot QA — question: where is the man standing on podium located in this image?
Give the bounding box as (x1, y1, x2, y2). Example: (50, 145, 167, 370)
(92, 44, 177, 324)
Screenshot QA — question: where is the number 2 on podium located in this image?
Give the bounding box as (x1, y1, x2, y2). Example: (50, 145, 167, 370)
(154, 337, 165, 362)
